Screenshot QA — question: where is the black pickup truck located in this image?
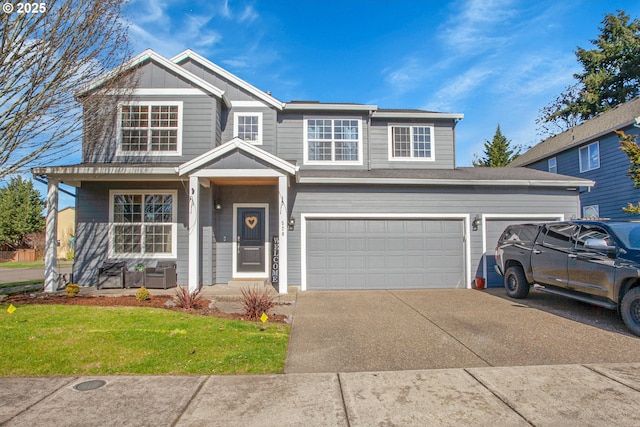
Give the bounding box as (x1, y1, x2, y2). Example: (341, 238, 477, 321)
(495, 220, 640, 336)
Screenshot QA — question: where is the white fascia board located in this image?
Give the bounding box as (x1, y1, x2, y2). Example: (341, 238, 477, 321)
(297, 176, 594, 188)
(76, 50, 231, 107)
(283, 103, 377, 112)
(176, 138, 298, 176)
(171, 49, 284, 111)
(33, 166, 178, 176)
(372, 111, 464, 120)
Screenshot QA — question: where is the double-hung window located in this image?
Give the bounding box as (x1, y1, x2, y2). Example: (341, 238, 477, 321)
(234, 112, 263, 145)
(389, 125, 434, 160)
(120, 102, 182, 154)
(304, 119, 362, 164)
(579, 142, 599, 172)
(110, 190, 177, 257)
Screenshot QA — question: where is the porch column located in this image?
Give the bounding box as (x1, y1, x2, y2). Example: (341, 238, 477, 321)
(188, 176, 200, 291)
(44, 178, 59, 292)
(278, 175, 288, 294)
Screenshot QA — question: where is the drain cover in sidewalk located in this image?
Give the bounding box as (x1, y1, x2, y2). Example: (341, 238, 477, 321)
(73, 380, 107, 391)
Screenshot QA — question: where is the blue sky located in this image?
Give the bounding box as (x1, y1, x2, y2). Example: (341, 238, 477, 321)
(123, 0, 640, 162)
(51, 0, 640, 207)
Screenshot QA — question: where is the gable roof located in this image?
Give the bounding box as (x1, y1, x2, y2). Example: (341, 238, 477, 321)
(171, 49, 284, 110)
(510, 97, 640, 167)
(76, 49, 231, 108)
(176, 138, 298, 176)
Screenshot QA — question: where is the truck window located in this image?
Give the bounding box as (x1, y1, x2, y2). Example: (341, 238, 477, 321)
(542, 224, 576, 250)
(574, 225, 612, 250)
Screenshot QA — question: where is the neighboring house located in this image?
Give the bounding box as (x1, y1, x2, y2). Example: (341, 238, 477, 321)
(32, 49, 593, 292)
(509, 97, 640, 220)
(57, 207, 75, 260)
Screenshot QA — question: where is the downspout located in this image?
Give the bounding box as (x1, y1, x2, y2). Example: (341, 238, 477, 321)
(367, 110, 373, 171)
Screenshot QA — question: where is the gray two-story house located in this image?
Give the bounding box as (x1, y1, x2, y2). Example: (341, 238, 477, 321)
(33, 49, 593, 292)
(510, 97, 640, 220)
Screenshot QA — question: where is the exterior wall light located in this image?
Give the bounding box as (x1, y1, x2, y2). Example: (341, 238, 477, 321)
(215, 202, 222, 210)
(288, 217, 295, 231)
(472, 214, 481, 231)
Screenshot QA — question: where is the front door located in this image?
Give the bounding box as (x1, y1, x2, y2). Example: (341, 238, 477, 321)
(236, 207, 266, 274)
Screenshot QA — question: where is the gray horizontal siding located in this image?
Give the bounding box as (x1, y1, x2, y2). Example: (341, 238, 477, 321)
(528, 129, 640, 220)
(221, 107, 278, 153)
(285, 184, 580, 287)
(73, 181, 190, 286)
(369, 119, 455, 169)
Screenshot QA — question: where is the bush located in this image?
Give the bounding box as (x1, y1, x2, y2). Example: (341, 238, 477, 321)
(173, 286, 203, 309)
(65, 283, 80, 297)
(240, 285, 275, 321)
(135, 286, 150, 301)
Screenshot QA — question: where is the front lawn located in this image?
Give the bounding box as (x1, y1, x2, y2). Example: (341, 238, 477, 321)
(0, 304, 289, 376)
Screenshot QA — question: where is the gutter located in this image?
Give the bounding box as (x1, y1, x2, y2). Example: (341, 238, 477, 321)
(297, 176, 595, 188)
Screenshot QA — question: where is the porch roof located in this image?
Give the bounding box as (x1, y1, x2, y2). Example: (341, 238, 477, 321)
(176, 138, 299, 177)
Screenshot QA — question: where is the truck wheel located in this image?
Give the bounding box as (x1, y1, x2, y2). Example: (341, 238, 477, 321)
(504, 266, 530, 299)
(621, 287, 640, 337)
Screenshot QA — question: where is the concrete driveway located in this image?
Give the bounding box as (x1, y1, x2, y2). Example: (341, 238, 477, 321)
(285, 289, 640, 373)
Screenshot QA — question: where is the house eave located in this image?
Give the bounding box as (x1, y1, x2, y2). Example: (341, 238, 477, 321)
(171, 49, 284, 111)
(297, 176, 594, 188)
(283, 103, 378, 112)
(372, 111, 465, 120)
(32, 165, 179, 187)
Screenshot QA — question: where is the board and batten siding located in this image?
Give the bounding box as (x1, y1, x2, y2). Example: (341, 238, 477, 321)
(285, 184, 581, 287)
(368, 119, 456, 169)
(73, 182, 190, 286)
(528, 129, 640, 220)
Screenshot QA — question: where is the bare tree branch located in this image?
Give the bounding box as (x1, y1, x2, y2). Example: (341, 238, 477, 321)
(0, 0, 133, 178)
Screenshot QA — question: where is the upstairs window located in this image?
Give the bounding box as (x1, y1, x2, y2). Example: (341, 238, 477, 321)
(579, 142, 599, 172)
(119, 103, 182, 154)
(389, 125, 434, 160)
(234, 112, 263, 145)
(304, 119, 362, 164)
(548, 157, 557, 173)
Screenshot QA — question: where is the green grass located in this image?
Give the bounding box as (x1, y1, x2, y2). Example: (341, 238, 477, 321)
(0, 304, 289, 376)
(0, 261, 73, 269)
(0, 280, 43, 290)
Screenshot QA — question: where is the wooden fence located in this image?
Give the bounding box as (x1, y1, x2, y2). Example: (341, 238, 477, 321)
(0, 249, 37, 263)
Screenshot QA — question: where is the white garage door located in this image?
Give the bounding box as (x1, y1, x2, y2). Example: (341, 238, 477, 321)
(306, 218, 465, 290)
(485, 216, 562, 287)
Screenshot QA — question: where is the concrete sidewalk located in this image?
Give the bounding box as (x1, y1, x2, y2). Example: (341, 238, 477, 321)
(2, 363, 640, 426)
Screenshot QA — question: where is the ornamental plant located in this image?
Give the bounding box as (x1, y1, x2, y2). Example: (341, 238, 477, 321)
(65, 283, 80, 297)
(173, 286, 203, 309)
(135, 286, 150, 301)
(240, 285, 275, 321)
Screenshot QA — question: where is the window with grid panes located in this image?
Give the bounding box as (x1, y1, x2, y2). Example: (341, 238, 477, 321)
(306, 119, 360, 162)
(120, 104, 179, 152)
(234, 112, 262, 144)
(391, 125, 433, 159)
(111, 192, 176, 255)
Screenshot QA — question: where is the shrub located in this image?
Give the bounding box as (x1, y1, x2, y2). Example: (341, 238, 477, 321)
(65, 248, 75, 261)
(65, 283, 80, 297)
(135, 286, 150, 301)
(240, 285, 275, 321)
(133, 263, 146, 272)
(173, 286, 203, 309)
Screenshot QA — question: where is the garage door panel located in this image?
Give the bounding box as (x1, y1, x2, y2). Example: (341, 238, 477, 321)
(307, 219, 465, 290)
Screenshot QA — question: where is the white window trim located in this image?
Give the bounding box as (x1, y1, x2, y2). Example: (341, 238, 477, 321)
(303, 118, 363, 166)
(108, 189, 178, 259)
(233, 112, 263, 145)
(579, 141, 600, 173)
(116, 101, 183, 156)
(548, 157, 557, 173)
(232, 203, 270, 279)
(387, 124, 435, 162)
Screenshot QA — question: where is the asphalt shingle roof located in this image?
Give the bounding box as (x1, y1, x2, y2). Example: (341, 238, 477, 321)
(509, 97, 640, 167)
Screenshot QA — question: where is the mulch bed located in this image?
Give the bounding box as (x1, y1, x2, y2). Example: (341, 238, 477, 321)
(5, 293, 288, 323)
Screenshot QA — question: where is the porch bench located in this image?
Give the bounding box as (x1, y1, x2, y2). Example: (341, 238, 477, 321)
(144, 261, 177, 289)
(97, 261, 126, 289)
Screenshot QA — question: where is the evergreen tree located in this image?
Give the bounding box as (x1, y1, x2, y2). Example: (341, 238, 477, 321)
(473, 125, 520, 167)
(617, 130, 640, 214)
(0, 177, 45, 249)
(538, 10, 640, 137)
